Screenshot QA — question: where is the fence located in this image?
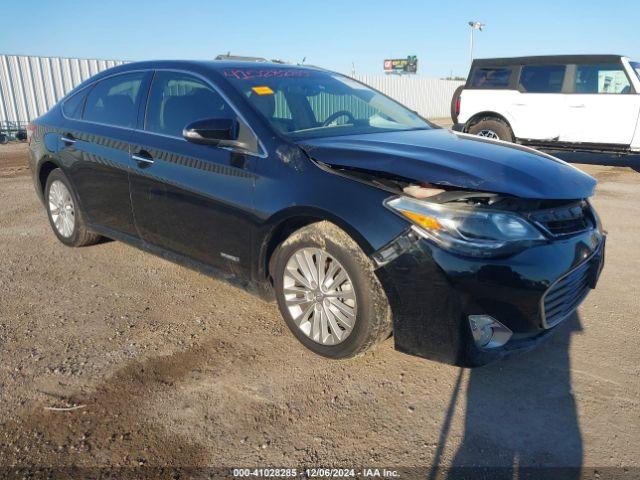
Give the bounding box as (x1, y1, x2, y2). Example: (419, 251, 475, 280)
(354, 75, 463, 119)
(0, 54, 462, 123)
(0, 54, 124, 124)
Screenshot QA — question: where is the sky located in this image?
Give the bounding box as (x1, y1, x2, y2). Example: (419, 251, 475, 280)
(1, 0, 639, 78)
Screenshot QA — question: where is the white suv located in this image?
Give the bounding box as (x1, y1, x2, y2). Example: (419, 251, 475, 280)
(452, 55, 640, 153)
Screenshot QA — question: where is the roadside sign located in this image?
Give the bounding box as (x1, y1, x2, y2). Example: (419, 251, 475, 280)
(384, 56, 418, 74)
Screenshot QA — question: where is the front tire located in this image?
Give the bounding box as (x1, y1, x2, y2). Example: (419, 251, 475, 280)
(45, 168, 101, 247)
(468, 117, 514, 142)
(272, 222, 392, 359)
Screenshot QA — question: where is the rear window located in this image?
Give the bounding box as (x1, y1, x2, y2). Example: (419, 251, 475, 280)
(631, 61, 640, 81)
(519, 65, 565, 93)
(469, 67, 512, 88)
(574, 63, 631, 94)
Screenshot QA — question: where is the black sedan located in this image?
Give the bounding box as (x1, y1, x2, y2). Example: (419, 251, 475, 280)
(28, 61, 605, 367)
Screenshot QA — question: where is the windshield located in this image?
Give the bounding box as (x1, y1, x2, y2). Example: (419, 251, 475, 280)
(631, 62, 640, 80)
(222, 67, 431, 140)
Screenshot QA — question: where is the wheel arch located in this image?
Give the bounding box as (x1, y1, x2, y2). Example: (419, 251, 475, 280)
(36, 159, 87, 214)
(37, 157, 62, 196)
(259, 207, 375, 285)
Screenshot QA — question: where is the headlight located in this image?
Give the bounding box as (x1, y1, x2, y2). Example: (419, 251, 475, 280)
(386, 196, 546, 257)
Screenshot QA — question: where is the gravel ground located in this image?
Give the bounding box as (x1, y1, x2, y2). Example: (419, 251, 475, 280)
(0, 141, 639, 476)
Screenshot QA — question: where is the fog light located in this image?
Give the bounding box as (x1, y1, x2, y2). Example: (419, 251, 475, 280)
(468, 315, 513, 349)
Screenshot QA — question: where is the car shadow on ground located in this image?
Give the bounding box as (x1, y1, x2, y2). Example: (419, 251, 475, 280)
(428, 313, 583, 480)
(544, 150, 640, 173)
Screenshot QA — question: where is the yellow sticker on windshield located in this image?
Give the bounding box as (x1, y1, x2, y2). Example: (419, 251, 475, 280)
(252, 86, 274, 95)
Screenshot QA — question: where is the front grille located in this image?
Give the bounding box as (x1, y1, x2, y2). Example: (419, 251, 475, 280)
(541, 257, 592, 328)
(529, 201, 593, 237)
(544, 216, 591, 236)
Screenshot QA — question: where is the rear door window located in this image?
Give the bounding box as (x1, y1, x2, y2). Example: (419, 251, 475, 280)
(62, 89, 89, 119)
(145, 71, 232, 138)
(469, 67, 513, 88)
(83, 73, 145, 127)
(574, 64, 631, 94)
(519, 65, 566, 93)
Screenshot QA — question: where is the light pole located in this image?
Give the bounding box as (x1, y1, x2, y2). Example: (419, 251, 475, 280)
(468, 21, 485, 65)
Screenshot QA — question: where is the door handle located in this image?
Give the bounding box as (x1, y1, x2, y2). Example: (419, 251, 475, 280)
(61, 134, 76, 145)
(131, 151, 154, 166)
(569, 104, 586, 108)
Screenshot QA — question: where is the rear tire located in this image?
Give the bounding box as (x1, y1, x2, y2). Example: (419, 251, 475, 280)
(44, 168, 101, 247)
(468, 117, 514, 142)
(272, 221, 392, 359)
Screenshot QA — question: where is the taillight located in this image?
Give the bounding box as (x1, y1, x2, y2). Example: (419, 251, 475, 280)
(455, 96, 461, 117)
(27, 123, 36, 144)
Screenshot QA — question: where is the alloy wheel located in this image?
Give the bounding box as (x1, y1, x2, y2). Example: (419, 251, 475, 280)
(48, 180, 76, 238)
(283, 247, 357, 345)
(477, 129, 500, 139)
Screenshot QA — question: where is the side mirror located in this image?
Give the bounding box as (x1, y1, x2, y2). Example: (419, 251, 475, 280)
(182, 118, 239, 145)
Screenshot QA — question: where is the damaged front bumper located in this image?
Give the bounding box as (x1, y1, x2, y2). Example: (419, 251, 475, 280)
(373, 227, 605, 367)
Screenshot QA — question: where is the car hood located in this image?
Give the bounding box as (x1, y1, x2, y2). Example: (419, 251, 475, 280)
(298, 128, 596, 199)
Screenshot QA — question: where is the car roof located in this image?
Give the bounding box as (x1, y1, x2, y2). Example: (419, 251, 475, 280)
(69, 60, 326, 92)
(61, 60, 332, 101)
(95, 59, 321, 76)
(63, 60, 325, 98)
(471, 54, 625, 67)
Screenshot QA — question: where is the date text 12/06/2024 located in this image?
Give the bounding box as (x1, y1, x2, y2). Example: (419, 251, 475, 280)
(232, 468, 401, 478)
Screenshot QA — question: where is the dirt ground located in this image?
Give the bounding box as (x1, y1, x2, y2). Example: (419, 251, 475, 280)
(1, 140, 639, 477)
(0, 142, 31, 178)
